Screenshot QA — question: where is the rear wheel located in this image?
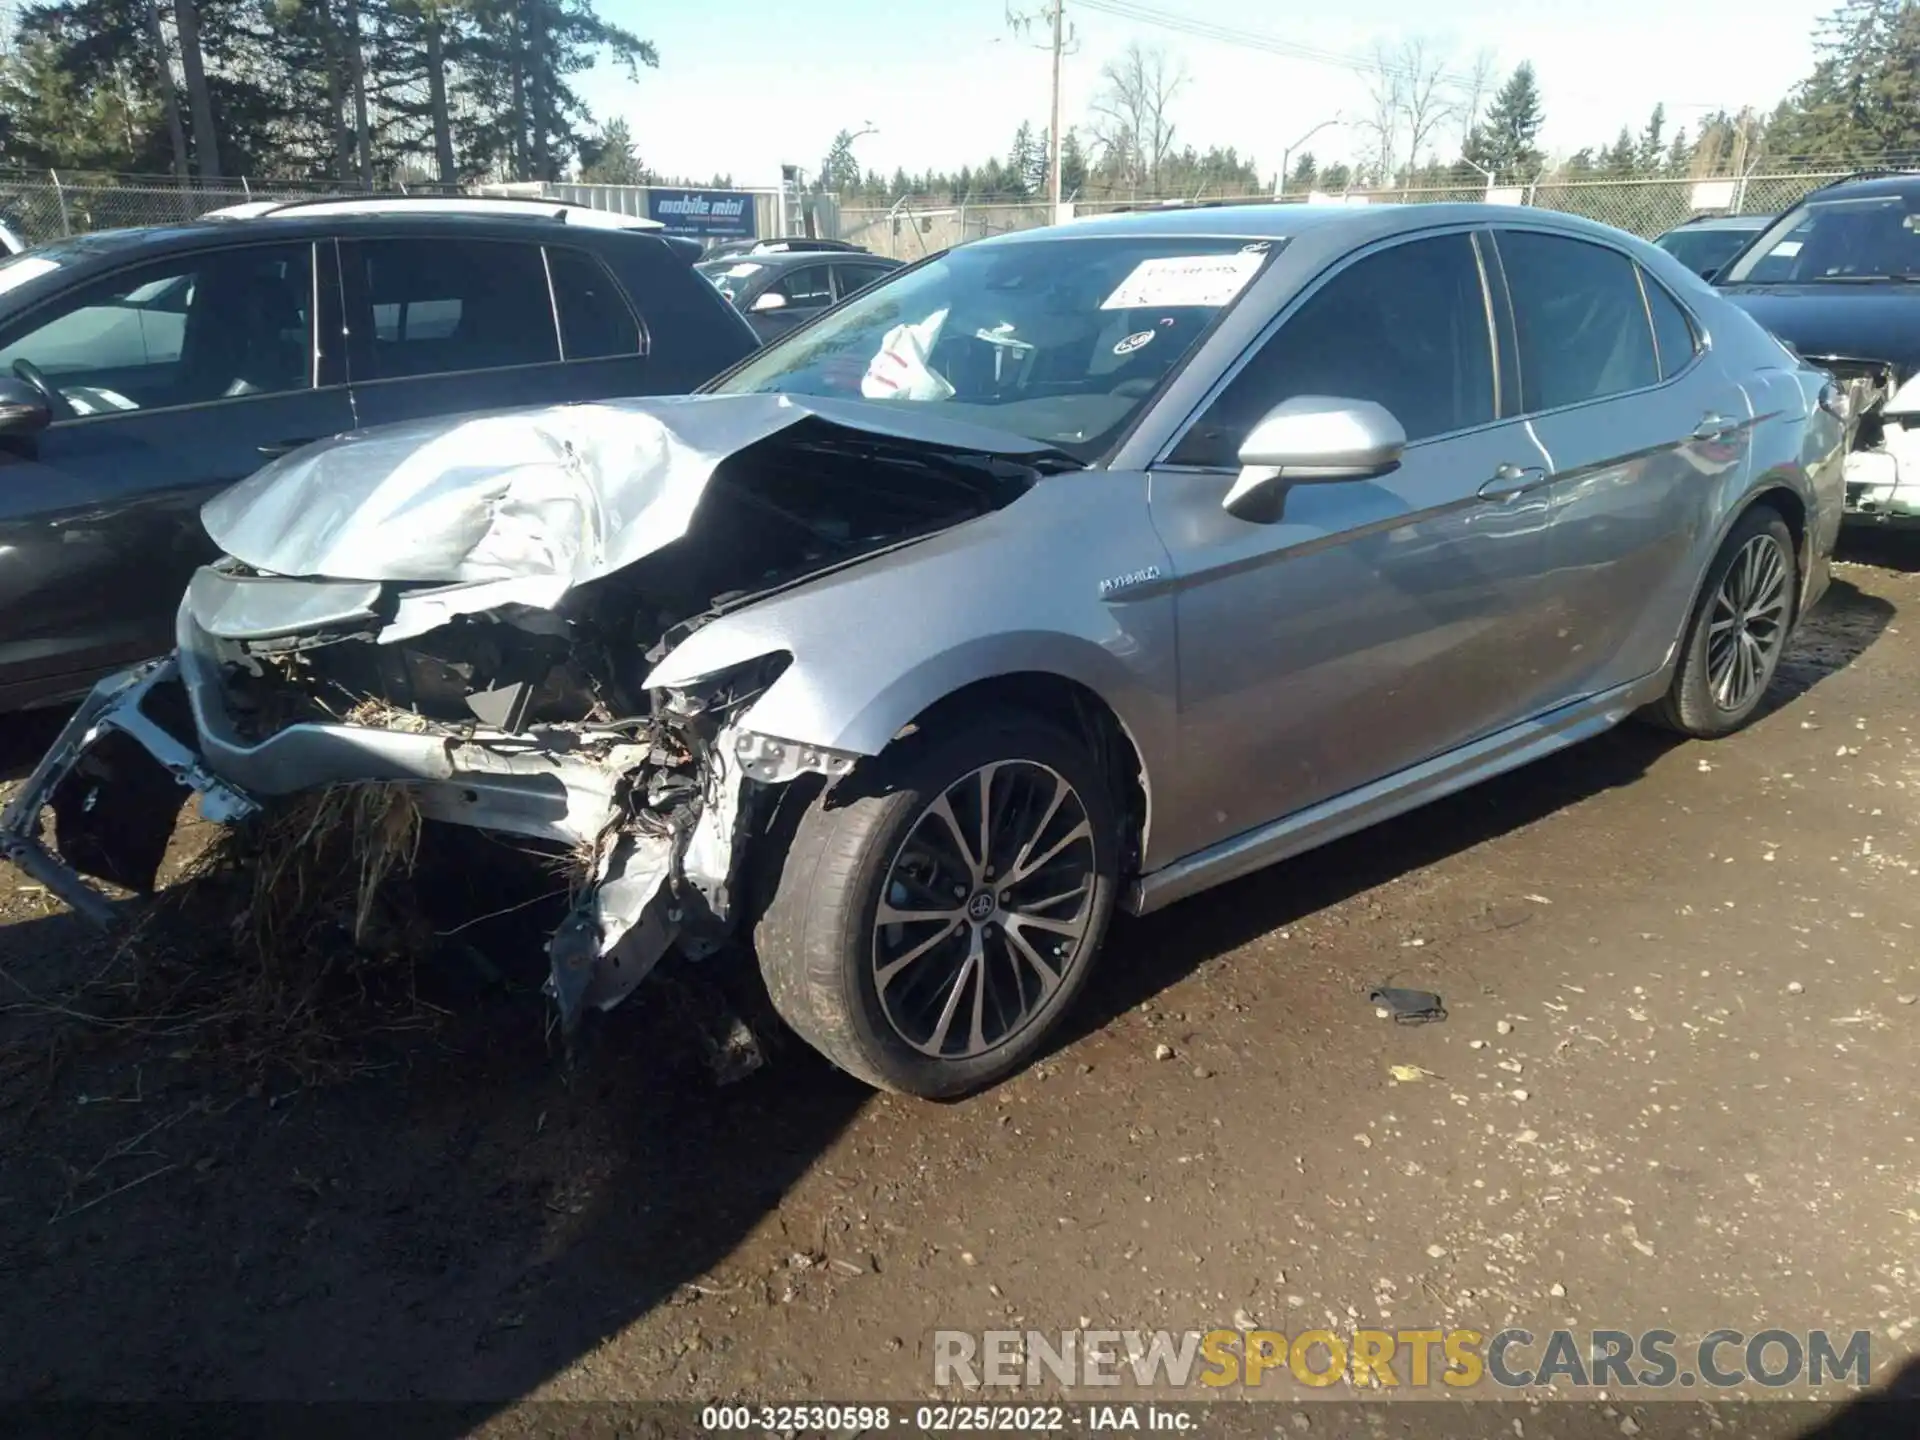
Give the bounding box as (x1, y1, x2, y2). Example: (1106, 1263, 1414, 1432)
(1654, 505, 1796, 738)
(754, 715, 1119, 1097)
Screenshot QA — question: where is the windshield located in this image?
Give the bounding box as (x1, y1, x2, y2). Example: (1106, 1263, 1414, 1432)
(1720, 192, 1920, 284)
(706, 234, 1280, 459)
(1654, 226, 1758, 279)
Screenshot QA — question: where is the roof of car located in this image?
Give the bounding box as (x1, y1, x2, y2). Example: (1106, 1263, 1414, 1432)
(707, 237, 869, 255)
(1670, 213, 1772, 230)
(976, 200, 1642, 247)
(696, 248, 900, 272)
(1805, 170, 1920, 200)
(200, 193, 666, 229)
(8, 207, 688, 272)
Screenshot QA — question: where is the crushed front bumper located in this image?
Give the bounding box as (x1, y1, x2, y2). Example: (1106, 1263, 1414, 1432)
(0, 655, 695, 1028)
(0, 659, 258, 926)
(1843, 448, 1920, 526)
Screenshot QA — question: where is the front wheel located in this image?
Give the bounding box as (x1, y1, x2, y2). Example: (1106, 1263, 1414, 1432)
(754, 715, 1120, 1097)
(1654, 505, 1797, 737)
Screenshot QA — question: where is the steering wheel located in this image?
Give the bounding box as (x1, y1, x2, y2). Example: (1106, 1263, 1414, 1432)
(11, 358, 70, 419)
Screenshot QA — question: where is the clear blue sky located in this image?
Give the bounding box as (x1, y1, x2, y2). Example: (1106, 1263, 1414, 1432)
(578, 0, 1831, 187)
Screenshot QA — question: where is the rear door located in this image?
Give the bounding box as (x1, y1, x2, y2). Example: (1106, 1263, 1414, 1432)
(341, 234, 649, 428)
(832, 261, 896, 301)
(1145, 228, 1564, 856)
(0, 240, 353, 700)
(1490, 227, 1754, 704)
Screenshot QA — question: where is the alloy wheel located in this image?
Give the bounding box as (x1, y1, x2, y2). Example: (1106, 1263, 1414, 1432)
(872, 760, 1098, 1059)
(1707, 532, 1790, 712)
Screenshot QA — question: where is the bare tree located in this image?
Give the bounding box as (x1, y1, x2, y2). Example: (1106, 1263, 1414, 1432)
(1088, 42, 1188, 194)
(1355, 41, 1404, 186)
(1456, 48, 1497, 153)
(1394, 38, 1459, 185)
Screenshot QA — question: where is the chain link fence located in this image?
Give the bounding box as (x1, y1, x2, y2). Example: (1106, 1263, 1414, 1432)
(836, 171, 1861, 259)
(0, 170, 450, 246)
(0, 165, 1868, 256)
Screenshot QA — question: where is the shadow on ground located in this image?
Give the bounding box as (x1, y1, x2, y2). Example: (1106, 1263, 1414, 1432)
(1835, 528, 1920, 575)
(0, 572, 1898, 1412)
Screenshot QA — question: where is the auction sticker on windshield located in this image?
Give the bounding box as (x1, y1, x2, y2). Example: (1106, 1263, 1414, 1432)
(1101, 250, 1265, 310)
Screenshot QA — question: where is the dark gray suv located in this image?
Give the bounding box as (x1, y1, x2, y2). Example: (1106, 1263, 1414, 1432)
(0, 197, 757, 710)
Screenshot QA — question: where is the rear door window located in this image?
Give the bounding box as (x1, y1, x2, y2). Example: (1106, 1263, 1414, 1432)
(347, 238, 558, 380)
(1641, 269, 1699, 380)
(546, 246, 641, 360)
(833, 263, 893, 300)
(1496, 230, 1659, 411)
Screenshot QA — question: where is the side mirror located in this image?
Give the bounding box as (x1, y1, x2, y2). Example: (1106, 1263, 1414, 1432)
(750, 291, 789, 313)
(0, 376, 51, 438)
(1222, 395, 1406, 522)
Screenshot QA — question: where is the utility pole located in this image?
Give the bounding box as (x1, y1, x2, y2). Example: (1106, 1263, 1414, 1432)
(1048, 0, 1064, 215)
(1009, 0, 1075, 218)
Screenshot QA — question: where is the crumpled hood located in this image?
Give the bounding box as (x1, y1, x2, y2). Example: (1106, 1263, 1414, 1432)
(201, 392, 1072, 592)
(1720, 283, 1920, 374)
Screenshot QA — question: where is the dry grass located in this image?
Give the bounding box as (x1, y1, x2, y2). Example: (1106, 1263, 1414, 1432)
(84, 781, 447, 1083)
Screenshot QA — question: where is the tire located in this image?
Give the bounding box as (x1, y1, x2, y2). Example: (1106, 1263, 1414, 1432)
(754, 714, 1120, 1098)
(1653, 504, 1797, 738)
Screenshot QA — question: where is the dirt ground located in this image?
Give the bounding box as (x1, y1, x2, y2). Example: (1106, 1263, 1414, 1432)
(2, 537, 1919, 1433)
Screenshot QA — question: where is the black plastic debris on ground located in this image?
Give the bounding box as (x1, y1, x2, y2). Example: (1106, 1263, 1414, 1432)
(1370, 986, 1447, 1024)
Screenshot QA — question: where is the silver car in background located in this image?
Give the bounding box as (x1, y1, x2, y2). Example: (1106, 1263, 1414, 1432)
(1, 204, 1846, 1097)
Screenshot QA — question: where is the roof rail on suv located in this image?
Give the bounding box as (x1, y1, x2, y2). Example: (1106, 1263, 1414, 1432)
(199, 193, 665, 231)
(1803, 167, 1920, 197)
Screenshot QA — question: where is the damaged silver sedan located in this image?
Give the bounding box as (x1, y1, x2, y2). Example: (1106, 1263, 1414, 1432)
(1, 205, 1847, 1096)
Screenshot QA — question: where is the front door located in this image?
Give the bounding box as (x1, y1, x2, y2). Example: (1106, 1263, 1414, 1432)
(0, 240, 354, 703)
(746, 261, 837, 344)
(1145, 229, 1563, 862)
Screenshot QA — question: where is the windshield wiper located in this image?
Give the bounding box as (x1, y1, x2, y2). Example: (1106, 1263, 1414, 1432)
(1797, 273, 1920, 283)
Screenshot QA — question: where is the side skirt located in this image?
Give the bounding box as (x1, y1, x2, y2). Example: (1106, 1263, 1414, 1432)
(1126, 673, 1671, 917)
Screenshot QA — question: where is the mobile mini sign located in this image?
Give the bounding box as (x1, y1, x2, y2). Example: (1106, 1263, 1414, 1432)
(645, 188, 757, 240)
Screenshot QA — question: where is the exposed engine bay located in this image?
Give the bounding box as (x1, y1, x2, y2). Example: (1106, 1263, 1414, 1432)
(1816, 358, 1920, 525)
(0, 397, 1069, 1033)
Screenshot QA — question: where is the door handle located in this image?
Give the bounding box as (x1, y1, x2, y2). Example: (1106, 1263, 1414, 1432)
(256, 437, 316, 459)
(1476, 463, 1550, 502)
(1692, 413, 1739, 442)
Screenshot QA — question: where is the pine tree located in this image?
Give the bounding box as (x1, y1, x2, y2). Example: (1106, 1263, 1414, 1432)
(579, 116, 642, 183)
(1463, 61, 1545, 181)
(1636, 103, 1667, 173)
(1665, 126, 1691, 175)
(1605, 125, 1636, 174)
(1026, 127, 1051, 195)
(1058, 128, 1088, 197)
(1772, 0, 1920, 160)
(1289, 150, 1317, 189)
(816, 129, 864, 193)
(1004, 122, 1035, 198)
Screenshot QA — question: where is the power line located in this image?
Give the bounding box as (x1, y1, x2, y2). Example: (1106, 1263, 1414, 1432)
(1071, 0, 1471, 84)
(1068, 1, 1754, 142)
